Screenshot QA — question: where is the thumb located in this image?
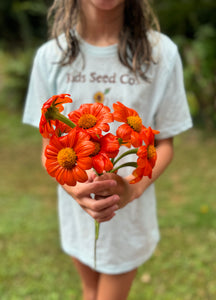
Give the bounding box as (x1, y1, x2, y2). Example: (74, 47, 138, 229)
(88, 172, 97, 182)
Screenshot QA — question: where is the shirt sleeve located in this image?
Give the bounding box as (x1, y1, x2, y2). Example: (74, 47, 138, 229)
(155, 51, 193, 139)
(22, 47, 53, 128)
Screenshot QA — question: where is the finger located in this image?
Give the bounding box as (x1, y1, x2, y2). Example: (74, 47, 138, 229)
(88, 172, 97, 182)
(94, 172, 111, 181)
(73, 179, 114, 200)
(94, 194, 107, 200)
(79, 180, 117, 197)
(84, 203, 118, 223)
(94, 180, 118, 196)
(80, 194, 119, 213)
(94, 172, 118, 182)
(96, 212, 116, 223)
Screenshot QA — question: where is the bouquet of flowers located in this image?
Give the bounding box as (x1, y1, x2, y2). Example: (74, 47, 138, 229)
(39, 93, 159, 267)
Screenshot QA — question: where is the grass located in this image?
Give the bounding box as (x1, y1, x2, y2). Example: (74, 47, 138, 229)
(0, 110, 215, 299)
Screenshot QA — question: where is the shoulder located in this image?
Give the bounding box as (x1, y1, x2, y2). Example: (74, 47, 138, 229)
(34, 34, 67, 65)
(148, 31, 178, 71)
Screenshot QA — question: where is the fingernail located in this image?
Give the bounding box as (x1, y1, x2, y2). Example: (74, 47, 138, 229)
(113, 205, 118, 211)
(110, 180, 117, 186)
(113, 195, 119, 201)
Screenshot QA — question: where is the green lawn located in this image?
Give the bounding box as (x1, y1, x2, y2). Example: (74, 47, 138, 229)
(0, 110, 215, 299)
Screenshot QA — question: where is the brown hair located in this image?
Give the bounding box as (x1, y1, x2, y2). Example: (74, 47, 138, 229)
(48, 0, 160, 80)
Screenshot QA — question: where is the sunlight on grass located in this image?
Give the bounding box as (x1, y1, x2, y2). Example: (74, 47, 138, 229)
(0, 111, 215, 299)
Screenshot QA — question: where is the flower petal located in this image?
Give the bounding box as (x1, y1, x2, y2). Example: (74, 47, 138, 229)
(62, 169, 77, 186)
(92, 154, 106, 174)
(77, 157, 93, 169)
(72, 166, 88, 183)
(130, 131, 143, 147)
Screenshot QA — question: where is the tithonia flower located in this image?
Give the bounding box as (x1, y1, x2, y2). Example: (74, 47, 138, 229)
(39, 94, 73, 138)
(131, 127, 158, 182)
(45, 128, 95, 186)
(94, 91, 105, 103)
(68, 103, 113, 135)
(113, 101, 146, 147)
(90, 133, 120, 174)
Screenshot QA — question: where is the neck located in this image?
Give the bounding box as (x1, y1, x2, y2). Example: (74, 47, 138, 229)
(77, 2, 124, 46)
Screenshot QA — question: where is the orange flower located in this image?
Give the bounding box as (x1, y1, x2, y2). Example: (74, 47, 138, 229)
(39, 94, 72, 138)
(113, 102, 146, 147)
(131, 127, 159, 182)
(45, 128, 95, 186)
(94, 91, 105, 103)
(68, 103, 113, 135)
(90, 133, 120, 174)
(41, 94, 72, 115)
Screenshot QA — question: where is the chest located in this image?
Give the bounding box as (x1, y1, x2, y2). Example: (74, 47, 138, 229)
(52, 55, 164, 126)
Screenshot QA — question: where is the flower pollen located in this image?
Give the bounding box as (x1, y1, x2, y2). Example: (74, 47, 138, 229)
(147, 145, 156, 159)
(57, 147, 77, 169)
(78, 114, 97, 129)
(127, 116, 142, 132)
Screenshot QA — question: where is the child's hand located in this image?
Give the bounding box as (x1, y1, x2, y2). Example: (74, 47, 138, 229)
(94, 172, 134, 209)
(62, 173, 119, 223)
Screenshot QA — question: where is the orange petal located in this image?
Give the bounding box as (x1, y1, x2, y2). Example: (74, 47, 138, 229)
(75, 141, 95, 157)
(63, 169, 77, 186)
(92, 155, 105, 174)
(77, 157, 93, 169)
(72, 166, 88, 183)
(55, 167, 66, 185)
(130, 131, 143, 147)
(116, 124, 131, 140)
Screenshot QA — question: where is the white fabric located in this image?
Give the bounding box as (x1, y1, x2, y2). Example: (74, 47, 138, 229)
(23, 31, 192, 274)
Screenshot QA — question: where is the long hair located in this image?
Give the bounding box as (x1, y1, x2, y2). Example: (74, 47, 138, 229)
(48, 0, 160, 80)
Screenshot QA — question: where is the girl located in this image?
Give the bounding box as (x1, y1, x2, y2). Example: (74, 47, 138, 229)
(23, 0, 192, 299)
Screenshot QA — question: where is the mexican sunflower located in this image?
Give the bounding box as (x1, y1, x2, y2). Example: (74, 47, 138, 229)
(45, 128, 95, 186)
(113, 102, 146, 147)
(39, 94, 73, 138)
(68, 103, 113, 135)
(94, 91, 105, 103)
(90, 133, 120, 174)
(131, 127, 159, 182)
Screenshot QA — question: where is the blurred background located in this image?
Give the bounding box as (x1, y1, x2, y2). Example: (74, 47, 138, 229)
(0, 1, 216, 299)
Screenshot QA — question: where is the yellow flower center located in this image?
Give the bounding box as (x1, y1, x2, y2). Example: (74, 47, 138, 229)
(91, 142, 101, 156)
(94, 92, 104, 103)
(57, 147, 77, 169)
(127, 116, 142, 132)
(78, 114, 97, 129)
(147, 145, 156, 159)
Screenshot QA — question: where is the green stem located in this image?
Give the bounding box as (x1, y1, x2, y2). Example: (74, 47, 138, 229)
(45, 108, 76, 128)
(95, 220, 100, 240)
(112, 148, 138, 166)
(94, 220, 100, 269)
(55, 112, 76, 128)
(110, 162, 137, 173)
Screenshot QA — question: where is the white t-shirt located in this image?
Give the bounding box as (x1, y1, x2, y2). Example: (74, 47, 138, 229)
(23, 31, 192, 274)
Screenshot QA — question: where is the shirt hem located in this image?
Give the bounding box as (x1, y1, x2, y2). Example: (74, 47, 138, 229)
(61, 236, 160, 275)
